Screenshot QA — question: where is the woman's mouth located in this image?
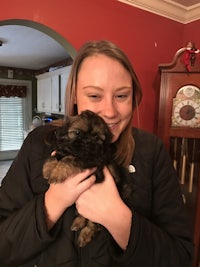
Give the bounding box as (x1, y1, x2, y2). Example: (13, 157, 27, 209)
(107, 123, 118, 131)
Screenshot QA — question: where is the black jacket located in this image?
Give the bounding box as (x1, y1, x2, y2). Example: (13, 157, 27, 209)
(0, 125, 193, 267)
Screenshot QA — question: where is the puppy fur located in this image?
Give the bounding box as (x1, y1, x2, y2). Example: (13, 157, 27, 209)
(43, 110, 131, 247)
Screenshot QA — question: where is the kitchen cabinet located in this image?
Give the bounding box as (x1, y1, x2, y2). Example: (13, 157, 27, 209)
(51, 74, 59, 113)
(37, 77, 52, 112)
(36, 65, 72, 114)
(60, 67, 71, 113)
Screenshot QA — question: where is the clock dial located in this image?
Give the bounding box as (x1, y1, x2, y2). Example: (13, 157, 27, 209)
(179, 105, 195, 120)
(182, 85, 198, 98)
(172, 99, 200, 127)
(177, 85, 200, 99)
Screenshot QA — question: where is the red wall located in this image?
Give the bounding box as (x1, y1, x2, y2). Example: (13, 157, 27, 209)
(183, 20, 200, 48)
(1, 0, 198, 133)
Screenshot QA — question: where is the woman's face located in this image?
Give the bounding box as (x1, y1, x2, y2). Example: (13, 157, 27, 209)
(75, 54, 133, 142)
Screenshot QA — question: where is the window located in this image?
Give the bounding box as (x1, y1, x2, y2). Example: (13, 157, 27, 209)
(0, 97, 25, 151)
(0, 79, 32, 160)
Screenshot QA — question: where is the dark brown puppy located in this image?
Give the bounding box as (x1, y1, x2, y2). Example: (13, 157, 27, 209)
(43, 110, 131, 247)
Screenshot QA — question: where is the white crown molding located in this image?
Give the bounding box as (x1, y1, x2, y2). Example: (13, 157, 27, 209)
(117, 0, 200, 24)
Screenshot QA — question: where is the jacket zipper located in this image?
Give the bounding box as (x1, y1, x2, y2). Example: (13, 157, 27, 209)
(75, 231, 82, 267)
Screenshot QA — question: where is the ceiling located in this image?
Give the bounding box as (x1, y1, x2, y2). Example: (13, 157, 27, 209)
(172, 0, 200, 7)
(118, 0, 200, 23)
(0, 1, 200, 71)
(0, 25, 72, 70)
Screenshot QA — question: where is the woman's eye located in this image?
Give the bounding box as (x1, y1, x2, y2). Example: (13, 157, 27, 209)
(116, 94, 128, 100)
(89, 95, 98, 98)
(88, 94, 101, 100)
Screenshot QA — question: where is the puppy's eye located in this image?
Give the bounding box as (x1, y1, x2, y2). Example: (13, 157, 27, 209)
(75, 129, 81, 135)
(100, 134, 105, 141)
(68, 129, 81, 137)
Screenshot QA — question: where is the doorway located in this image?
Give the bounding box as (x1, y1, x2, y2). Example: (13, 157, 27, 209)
(0, 19, 76, 160)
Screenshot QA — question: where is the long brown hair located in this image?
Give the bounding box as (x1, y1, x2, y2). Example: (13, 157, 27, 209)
(65, 40, 142, 167)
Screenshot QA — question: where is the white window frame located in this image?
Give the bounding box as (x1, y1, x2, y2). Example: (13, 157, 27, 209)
(0, 79, 32, 160)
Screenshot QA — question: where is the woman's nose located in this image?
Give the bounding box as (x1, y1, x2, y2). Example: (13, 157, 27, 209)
(102, 99, 117, 118)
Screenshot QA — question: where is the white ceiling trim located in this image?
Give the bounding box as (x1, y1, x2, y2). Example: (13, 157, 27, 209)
(117, 0, 200, 23)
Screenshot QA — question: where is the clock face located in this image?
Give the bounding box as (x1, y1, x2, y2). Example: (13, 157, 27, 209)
(176, 85, 200, 99)
(172, 99, 200, 127)
(182, 85, 199, 98)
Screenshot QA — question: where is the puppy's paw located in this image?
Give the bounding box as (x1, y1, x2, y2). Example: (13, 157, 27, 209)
(71, 215, 87, 231)
(77, 221, 100, 247)
(43, 158, 58, 180)
(78, 226, 93, 247)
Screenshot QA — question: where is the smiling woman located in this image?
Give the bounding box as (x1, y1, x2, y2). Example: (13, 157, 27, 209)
(0, 39, 194, 267)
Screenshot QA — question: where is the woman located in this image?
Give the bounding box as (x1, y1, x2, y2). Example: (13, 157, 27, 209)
(0, 40, 193, 267)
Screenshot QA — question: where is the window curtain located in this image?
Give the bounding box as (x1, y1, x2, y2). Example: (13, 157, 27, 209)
(0, 85, 27, 97)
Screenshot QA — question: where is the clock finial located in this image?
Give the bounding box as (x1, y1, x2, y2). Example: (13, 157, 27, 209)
(182, 41, 200, 72)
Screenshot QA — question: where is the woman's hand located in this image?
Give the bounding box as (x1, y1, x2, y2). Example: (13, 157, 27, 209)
(75, 167, 121, 224)
(44, 168, 96, 229)
(76, 167, 132, 249)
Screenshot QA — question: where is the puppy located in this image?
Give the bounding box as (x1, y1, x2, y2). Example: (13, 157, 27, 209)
(43, 110, 131, 247)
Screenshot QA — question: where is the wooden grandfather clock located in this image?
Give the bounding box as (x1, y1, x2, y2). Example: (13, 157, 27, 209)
(158, 43, 200, 267)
